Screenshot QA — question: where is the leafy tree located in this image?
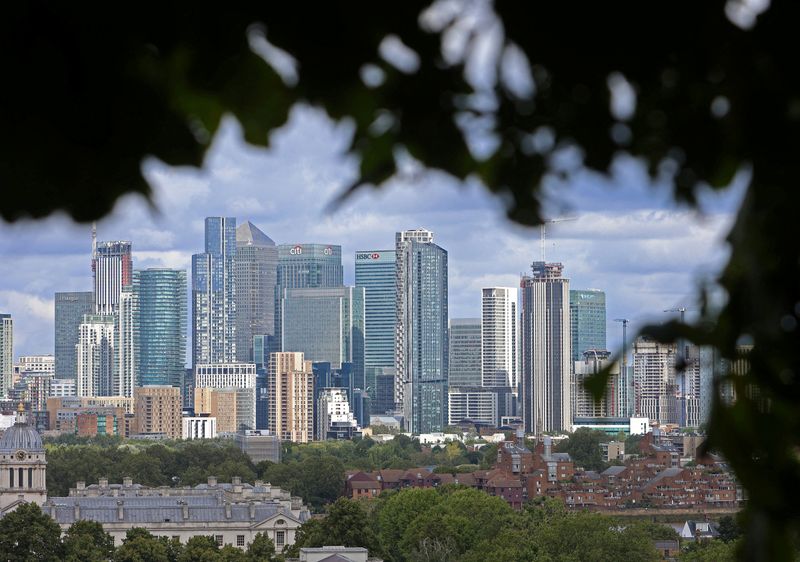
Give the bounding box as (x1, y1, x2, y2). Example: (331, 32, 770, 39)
(218, 545, 247, 562)
(113, 528, 170, 562)
(625, 434, 644, 457)
(633, 520, 681, 542)
(0, 502, 64, 562)
(178, 536, 221, 562)
(377, 488, 442, 562)
(555, 428, 609, 472)
(680, 540, 739, 562)
(717, 515, 742, 543)
(534, 511, 657, 562)
(63, 519, 115, 562)
(246, 532, 277, 562)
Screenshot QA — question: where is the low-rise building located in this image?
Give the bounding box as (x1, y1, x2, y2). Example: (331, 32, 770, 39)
(234, 430, 281, 463)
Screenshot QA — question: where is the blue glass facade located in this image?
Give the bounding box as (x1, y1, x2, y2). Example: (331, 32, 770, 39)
(355, 250, 396, 403)
(399, 239, 448, 433)
(192, 217, 236, 367)
(54, 291, 93, 379)
(570, 289, 607, 361)
(136, 269, 187, 388)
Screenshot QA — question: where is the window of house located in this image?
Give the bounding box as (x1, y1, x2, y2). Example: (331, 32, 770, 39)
(276, 531, 285, 547)
(215, 535, 224, 546)
(237, 535, 245, 547)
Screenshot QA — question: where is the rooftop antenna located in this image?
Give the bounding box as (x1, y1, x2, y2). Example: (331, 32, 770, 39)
(540, 217, 577, 261)
(91, 222, 97, 273)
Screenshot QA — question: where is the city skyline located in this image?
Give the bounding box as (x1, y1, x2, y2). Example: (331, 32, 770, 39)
(0, 109, 744, 359)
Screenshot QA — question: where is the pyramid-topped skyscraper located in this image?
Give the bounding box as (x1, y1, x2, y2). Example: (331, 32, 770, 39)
(235, 221, 278, 363)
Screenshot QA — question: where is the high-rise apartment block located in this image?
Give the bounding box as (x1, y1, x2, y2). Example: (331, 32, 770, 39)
(355, 249, 396, 406)
(448, 319, 481, 387)
(268, 352, 314, 443)
(194, 363, 257, 431)
(133, 385, 182, 439)
(115, 284, 138, 397)
(281, 286, 365, 389)
(569, 290, 606, 362)
(192, 217, 237, 367)
(76, 314, 115, 397)
(54, 292, 94, 379)
(633, 337, 678, 425)
(0, 314, 12, 397)
(136, 269, 187, 388)
(481, 287, 519, 388)
(93, 241, 133, 315)
(573, 350, 621, 418)
(521, 262, 571, 434)
(194, 387, 255, 432)
(235, 222, 277, 363)
(396, 229, 449, 434)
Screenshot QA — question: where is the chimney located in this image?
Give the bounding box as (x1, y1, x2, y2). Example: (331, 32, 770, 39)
(99, 477, 108, 488)
(208, 475, 217, 487)
(225, 503, 232, 519)
(123, 476, 133, 487)
(117, 500, 124, 521)
(249, 502, 256, 520)
(76, 481, 85, 491)
(73, 503, 80, 520)
(232, 476, 241, 485)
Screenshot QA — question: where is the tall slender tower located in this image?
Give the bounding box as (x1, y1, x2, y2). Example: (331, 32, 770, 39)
(234, 221, 278, 362)
(395, 229, 448, 434)
(481, 287, 519, 389)
(0, 314, 12, 398)
(569, 289, 606, 362)
(192, 217, 237, 367)
(92, 241, 133, 315)
(521, 261, 571, 434)
(137, 269, 187, 388)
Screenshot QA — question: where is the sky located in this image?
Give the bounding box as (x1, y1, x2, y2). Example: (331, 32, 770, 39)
(0, 104, 746, 360)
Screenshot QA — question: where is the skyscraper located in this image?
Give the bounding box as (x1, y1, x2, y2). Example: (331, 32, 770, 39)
(235, 222, 278, 362)
(355, 249, 396, 404)
(54, 292, 93, 379)
(448, 318, 481, 387)
(268, 352, 314, 443)
(93, 241, 133, 315)
(115, 284, 139, 397)
(76, 314, 115, 397)
(521, 261, 571, 434)
(0, 314, 12, 397)
(137, 269, 187, 388)
(396, 229, 448, 434)
(573, 350, 621, 418)
(569, 289, 606, 362)
(281, 286, 365, 389)
(277, 244, 343, 289)
(192, 217, 237, 366)
(633, 336, 678, 425)
(481, 287, 519, 388)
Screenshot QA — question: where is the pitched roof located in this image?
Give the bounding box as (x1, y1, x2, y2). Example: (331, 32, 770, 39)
(236, 221, 275, 247)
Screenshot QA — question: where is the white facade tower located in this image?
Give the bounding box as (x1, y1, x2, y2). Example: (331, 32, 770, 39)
(481, 287, 518, 389)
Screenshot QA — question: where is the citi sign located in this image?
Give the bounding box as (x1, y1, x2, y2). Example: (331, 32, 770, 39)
(356, 253, 381, 260)
(289, 246, 303, 255)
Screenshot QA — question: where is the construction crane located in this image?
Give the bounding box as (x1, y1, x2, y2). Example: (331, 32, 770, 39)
(664, 306, 690, 360)
(540, 217, 577, 261)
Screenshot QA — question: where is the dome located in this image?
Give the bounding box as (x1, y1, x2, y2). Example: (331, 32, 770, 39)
(0, 421, 44, 453)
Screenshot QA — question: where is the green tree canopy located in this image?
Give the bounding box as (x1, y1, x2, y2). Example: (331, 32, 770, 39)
(0, 503, 64, 562)
(63, 519, 116, 562)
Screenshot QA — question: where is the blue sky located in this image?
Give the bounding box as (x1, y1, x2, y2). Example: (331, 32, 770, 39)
(0, 105, 745, 359)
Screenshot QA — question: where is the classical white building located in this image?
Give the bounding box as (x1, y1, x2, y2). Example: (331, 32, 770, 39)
(0, 407, 48, 513)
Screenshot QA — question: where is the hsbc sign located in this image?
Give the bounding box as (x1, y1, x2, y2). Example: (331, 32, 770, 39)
(356, 252, 381, 260)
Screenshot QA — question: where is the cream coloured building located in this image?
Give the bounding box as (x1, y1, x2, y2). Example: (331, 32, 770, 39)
(268, 352, 313, 443)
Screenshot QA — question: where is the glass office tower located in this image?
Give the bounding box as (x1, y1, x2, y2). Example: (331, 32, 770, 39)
(137, 269, 187, 388)
(569, 289, 606, 362)
(54, 291, 93, 379)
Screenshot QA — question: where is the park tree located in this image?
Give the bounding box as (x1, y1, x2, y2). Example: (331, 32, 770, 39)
(377, 488, 442, 562)
(245, 532, 277, 562)
(6, 2, 800, 557)
(113, 528, 171, 562)
(63, 520, 115, 562)
(555, 428, 609, 472)
(0, 502, 64, 562)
